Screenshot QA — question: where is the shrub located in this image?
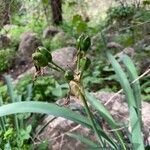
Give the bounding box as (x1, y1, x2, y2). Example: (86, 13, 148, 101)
(0, 49, 15, 72)
(106, 5, 135, 25)
(15, 75, 68, 102)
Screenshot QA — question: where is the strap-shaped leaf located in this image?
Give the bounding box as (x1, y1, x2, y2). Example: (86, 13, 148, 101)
(122, 55, 141, 113)
(85, 91, 126, 150)
(0, 101, 117, 149)
(67, 133, 98, 148)
(106, 51, 144, 150)
(0, 101, 91, 128)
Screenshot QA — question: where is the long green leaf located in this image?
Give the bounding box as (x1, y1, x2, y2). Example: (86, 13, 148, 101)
(122, 55, 144, 149)
(0, 95, 6, 132)
(106, 51, 144, 150)
(67, 133, 98, 148)
(5, 75, 19, 132)
(106, 51, 136, 107)
(122, 55, 141, 114)
(85, 91, 126, 150)
(85, 91, 119, 127)
(0, 101, 91, 128)
(0, 101, 117, 148)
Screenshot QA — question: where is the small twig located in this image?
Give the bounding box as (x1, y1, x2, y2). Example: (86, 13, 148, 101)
(59, 135, 65, 150)
(33, 116, 57, 140)
(104, 68, 150, 106)
(108, 126, 128, 132)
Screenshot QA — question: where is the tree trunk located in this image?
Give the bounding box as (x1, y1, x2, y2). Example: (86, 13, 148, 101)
(2, 0, 10, 25)
(50, 0, 62, 25)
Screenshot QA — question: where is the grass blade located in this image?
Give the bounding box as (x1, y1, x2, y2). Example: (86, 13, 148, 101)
(67, 133, 98, 148)
(85, 91, 119, 127)
(5, 75, 19, 133)
(0, 95, 6, 132)
(122, 55, 141, 115)
(85, 91, 126, 150)
(122, 54, 144, 149)
(26, 84, 32, 101)
(106, 51, 136, 107)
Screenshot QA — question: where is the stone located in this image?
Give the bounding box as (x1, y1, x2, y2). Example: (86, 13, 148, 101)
(35, 92, 150, 149)
(107, 42, 123, 49)
(116, 47, 135, 58)
(52, 47, 77, 69)
(134, 36, 150, 51)
(138, 57, 150, 74)
(3, 24, 18, 31)
(18, 31, 41, 62)
(43, 26, 59, 38)
(143, 22, 150, 35)
(35, 115, 92, 149)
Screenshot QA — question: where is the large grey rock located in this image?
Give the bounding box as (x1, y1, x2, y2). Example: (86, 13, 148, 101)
(52, 47, 77, 69)
(18, 31, 41, 61)
(35, 92, 150, 149)
(43, 26, 59, 38)
(3, 24, 18, 31)
(143, 22, 150, 35)
(107, 42, 123, 49)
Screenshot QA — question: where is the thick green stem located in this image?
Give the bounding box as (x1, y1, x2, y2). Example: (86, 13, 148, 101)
(51, 61, 65, 73)
(77, 51, 81, 71)
(48, 63, 62, 72)
(79, 89, 104, 146)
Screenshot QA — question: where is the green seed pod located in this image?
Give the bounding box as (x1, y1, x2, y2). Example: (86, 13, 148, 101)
(82, 36, 91, 52)
(32, 52, 48, 67)
(76, 34, 85, 50)
(64, 70, 74, 81)
(80, 57, 91, 71)
(37, 46, 52, 62)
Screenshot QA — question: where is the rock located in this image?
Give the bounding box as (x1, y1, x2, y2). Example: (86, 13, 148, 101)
(43, 26, 59, 38)
(134, 36, 150, 51)
(143, 22, 150, 35)
(3, 24, 18, 31)
(0, 34, 11, 49)
(18, 31, 41, 62)
(52, 47, 77, 68)
(138, 57, 150, 74)
(35, 92, 150, 149)
(35, 116, 93, 150)
(107, 42, 123, 49)
(116, 47, 135, 58)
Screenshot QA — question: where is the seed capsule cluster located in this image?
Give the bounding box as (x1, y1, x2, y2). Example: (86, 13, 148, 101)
(77, 34, 91, 52)
(32, 47, 52, 67)
(32, 34, 91, 83)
